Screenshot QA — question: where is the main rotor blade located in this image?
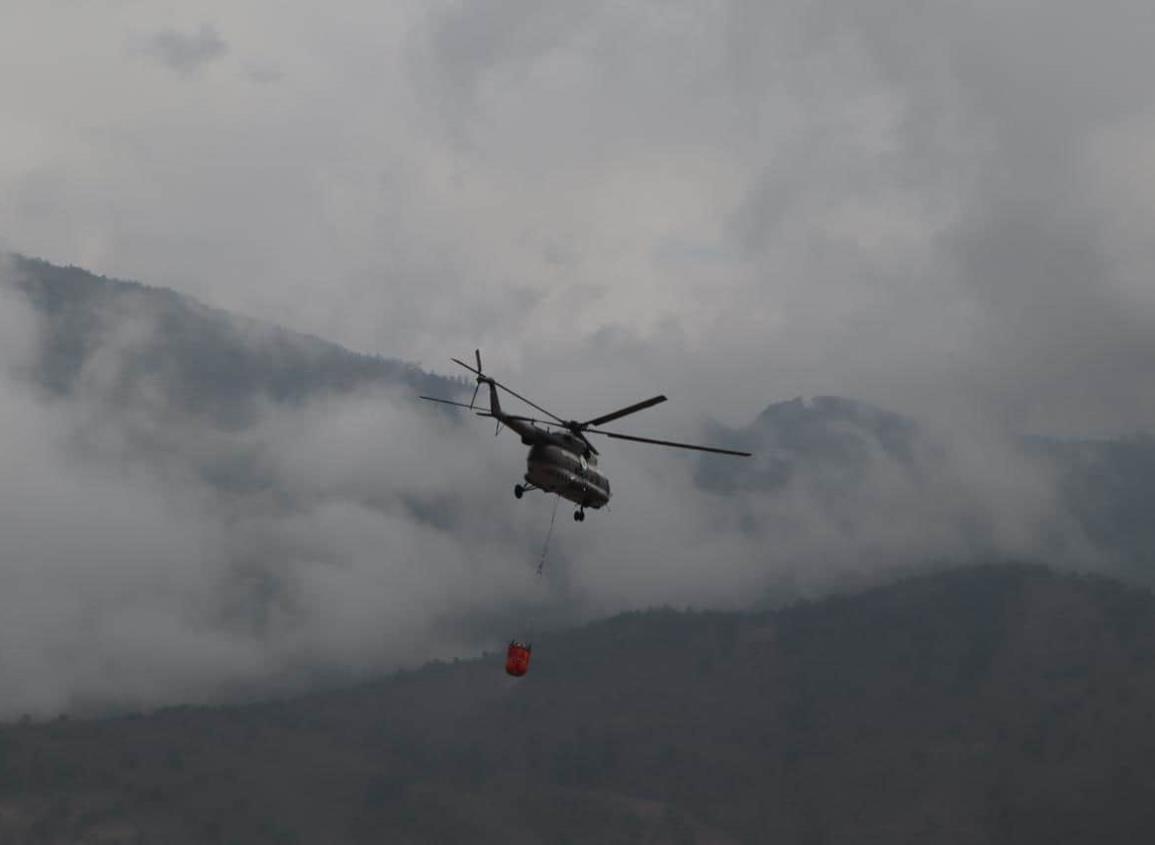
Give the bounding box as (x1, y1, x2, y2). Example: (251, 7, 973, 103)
(581, 394, 668, 428)
(449, 357, 566, 424)
(576, 430, 599, 455)
(494, 381, 567, 423)
(420, 395, 486, 411)
(474, 411, 553, 426)
(474, 412, 595, 450)
(586, 428, 752, 456)
(451, 356, 482, 376)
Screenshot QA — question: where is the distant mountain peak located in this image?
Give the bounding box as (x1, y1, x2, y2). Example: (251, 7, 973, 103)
(755, 394, 914, 430)
(698, 394, 919, 493)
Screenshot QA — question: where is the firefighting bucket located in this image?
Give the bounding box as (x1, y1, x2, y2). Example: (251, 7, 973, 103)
(505, 640, 532, 677)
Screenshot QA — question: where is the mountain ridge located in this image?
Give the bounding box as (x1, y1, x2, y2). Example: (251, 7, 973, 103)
(7, 253, 460, 421)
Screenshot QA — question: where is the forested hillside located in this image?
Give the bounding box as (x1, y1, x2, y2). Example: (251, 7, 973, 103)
(2, 564, 1154, 843)
(9, 255, 456, 423)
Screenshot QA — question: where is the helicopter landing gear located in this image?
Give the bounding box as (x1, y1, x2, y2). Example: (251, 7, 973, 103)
(573, 508, 586, 522)
(514, 483, 538, 499)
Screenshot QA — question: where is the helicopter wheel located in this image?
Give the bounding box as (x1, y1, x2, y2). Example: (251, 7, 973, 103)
(514, 484, 524, 499)
(574, 509, 585, 522)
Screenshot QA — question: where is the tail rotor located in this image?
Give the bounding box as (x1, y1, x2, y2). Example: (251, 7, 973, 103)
(448, 349, 570, 432)
(468, 348, 484, 410)
(461, 349, 500, 433)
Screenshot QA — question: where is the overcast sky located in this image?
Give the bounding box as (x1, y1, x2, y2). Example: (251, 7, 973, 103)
(4, 0, 1155, 435)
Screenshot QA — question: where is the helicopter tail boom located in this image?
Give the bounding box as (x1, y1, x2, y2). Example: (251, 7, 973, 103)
(486, 379, 503, 419)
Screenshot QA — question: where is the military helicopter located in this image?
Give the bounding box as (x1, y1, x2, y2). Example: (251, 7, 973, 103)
(420, 350, 751, 521)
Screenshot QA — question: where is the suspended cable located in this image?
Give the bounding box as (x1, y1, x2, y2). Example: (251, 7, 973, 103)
(536, 494, 561, 576)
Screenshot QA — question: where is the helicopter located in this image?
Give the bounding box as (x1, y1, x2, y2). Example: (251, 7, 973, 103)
(420, 350, 751, 521)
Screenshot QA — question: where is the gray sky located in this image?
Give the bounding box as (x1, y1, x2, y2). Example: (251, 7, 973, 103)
(2, 1, 1155, 715)
(4, 0, 1155, 434)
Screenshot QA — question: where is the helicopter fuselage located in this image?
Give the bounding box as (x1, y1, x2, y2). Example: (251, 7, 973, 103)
(488, 381, 610, 510)
(524, 435, 610, 510)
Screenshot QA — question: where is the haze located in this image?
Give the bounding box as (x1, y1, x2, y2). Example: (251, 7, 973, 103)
(3, 0, 1155, 715)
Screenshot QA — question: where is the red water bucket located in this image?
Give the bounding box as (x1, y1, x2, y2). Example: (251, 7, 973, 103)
(505, 641, 532, 677)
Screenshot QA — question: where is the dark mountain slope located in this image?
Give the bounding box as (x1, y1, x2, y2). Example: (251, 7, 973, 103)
(8, 254, 457, 424)
(2, 564, 1155, 843)
(697, 395, 918, 493)
(701, 395, 1155, 578)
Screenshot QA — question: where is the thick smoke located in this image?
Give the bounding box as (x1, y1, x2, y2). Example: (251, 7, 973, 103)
(0, 257, 1102, 718)
(4, 0, 1155, 716)
(0, 259, 536, 716)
